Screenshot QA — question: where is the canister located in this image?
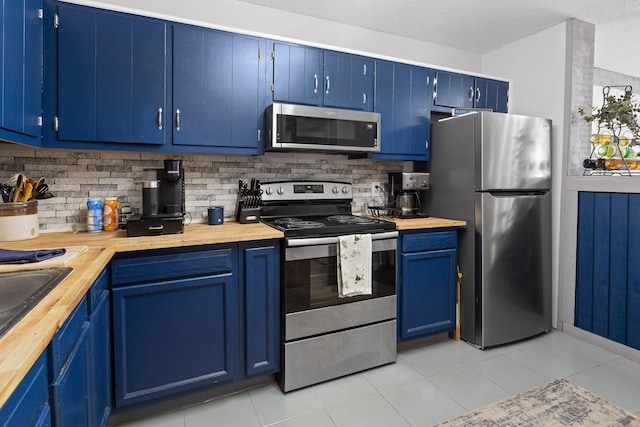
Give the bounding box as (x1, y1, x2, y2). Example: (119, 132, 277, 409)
(87, 197, 103, 232)
(103, 197, 119, 231)
(0, 201, 39, 241)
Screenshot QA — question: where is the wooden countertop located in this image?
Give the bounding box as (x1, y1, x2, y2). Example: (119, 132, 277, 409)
(385, 216, 467, 230)
(0, 222, 282, 408)
(0, 217, 465, 408)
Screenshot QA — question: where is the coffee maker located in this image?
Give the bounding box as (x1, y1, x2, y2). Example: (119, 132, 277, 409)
(141, 159, 185, 218)
(388, 172, 430, 218)
(127, 159, 186, 237)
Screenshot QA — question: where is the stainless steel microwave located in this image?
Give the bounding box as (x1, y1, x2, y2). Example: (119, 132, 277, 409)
(265, 103, 381, 153)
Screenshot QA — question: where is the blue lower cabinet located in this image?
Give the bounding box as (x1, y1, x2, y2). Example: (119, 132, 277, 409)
(398, 230, 458, 341)
(112, 273, 239, 407)
(240, 241, 280, 377)
(50, 322, 91, 427)
(0, 352, 51, 427)
(87, 291, 111, 427)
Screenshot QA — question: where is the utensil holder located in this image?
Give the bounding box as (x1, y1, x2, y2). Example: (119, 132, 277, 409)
(0, 201, 39, 241)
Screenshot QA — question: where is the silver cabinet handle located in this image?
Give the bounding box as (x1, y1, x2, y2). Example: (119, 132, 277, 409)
(314, 74, 318, 94)
(363, 93, 366, 105)
(426, 75, 430, 86)
(326, 75, 330, 94)
(476, 88, 481, 103)
(468, 87, 474, 101)
(176, 109, 181, 131)
(157, 108, 163, 130)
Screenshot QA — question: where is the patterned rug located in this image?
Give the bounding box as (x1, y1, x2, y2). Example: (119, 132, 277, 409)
(436, 378, 640, 426)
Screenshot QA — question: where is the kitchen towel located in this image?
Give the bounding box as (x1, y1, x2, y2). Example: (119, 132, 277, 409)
(0, 247, 66, 264)
(337, 234, 372, 298)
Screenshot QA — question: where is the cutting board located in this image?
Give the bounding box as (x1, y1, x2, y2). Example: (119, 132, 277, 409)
(0, 246, 88, 273)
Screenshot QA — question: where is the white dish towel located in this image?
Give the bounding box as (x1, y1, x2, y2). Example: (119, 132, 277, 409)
(337, 234, 372, 298)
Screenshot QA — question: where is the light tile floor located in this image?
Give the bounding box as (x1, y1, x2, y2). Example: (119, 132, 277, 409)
(115, 331, 640, 427)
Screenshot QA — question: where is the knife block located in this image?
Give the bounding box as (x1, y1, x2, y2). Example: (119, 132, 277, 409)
(235, 193, 260, 224)
(237, 207, 260, 224)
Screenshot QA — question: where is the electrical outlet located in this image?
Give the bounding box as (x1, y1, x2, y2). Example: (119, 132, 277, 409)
(371, 182, 382, 197)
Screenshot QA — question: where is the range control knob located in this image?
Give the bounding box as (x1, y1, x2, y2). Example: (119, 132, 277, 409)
(342, 187, 349, 194)
(277, 187, 285, 195)
(264, 187, 273, 195)
(332, 186, 339, 194)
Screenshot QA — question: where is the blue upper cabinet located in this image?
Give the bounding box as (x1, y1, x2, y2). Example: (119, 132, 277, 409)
(0, 0, 43, 146)
(371, 60, 433, 160)
(171, 24, 267, 154)
(272, 42, 323, 106)
(323, 50, 374, 111)
(270, 41, 374, 111)
(434, 71, 509, 113)
(43, 1, 167, 148)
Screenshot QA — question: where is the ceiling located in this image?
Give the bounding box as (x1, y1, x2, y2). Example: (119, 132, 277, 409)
(238, 0, 640, 54)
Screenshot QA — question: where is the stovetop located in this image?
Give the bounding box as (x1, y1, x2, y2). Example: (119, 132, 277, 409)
(259, 180, 396, 237)
(262, 214, 396, 238)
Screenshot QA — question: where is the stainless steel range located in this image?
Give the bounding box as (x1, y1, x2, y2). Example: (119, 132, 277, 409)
(261, 181, 398, 392)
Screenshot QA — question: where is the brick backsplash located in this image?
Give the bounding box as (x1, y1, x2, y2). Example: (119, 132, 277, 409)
(0, 144, 403, 232)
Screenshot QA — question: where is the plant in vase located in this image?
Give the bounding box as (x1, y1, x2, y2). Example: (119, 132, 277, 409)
(579, 87, 640, 142)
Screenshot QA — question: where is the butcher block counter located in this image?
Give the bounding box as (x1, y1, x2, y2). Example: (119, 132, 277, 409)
(0, 216, 464, 409)
(0, 222, 283, 409)
(388, 216, 466, 230)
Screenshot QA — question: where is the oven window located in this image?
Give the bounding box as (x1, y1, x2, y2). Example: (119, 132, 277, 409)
(284, 249, 396, 314)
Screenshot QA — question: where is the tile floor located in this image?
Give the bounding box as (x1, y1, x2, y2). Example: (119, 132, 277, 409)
(115, 331, 640, 427)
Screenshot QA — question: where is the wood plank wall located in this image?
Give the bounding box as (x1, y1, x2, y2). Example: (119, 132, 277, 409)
(576, 191, 640, 350)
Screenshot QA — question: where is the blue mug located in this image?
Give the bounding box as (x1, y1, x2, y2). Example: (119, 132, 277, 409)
(208, 206, 224, 225)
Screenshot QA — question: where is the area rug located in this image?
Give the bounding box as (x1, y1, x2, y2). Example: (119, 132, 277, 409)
(436, 378, 640, 426)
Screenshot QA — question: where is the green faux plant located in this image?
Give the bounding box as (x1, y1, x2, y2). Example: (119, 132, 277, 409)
(579, 89, 640, 139)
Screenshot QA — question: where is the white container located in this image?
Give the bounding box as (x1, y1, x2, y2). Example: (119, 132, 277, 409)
(0, 201, 40, 241)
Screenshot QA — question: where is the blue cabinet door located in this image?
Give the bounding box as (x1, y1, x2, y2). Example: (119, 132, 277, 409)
(87, 292, 110, 427)
(0, 352, 50, 427)
(434, 71, 475, 110)
(51, 2, 166, 145)
(399, 248, 457, 340)
(475, 78, 509, 113)
(323, 50, 374, 111)
(112, 274, 239, 407)
(50, 322, 91, 427)
(240, 242, 280, 377)
(372, 61, 432, 160)
(272, 42, 323, 106)
(0, 0, 42, 146)
(172, 24, 266, 153)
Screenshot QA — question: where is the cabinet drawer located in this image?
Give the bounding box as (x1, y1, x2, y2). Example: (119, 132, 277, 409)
(402, 231, 457, 252)
(50, 296, 88, 375)
(111, 248, 234, 286)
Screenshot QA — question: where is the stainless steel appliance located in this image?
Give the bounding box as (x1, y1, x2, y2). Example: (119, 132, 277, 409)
(427, 112, 552, 349)
(388, 172, 430, 218)
(265, 103, 381, 153)
(261, 181, 397, 392)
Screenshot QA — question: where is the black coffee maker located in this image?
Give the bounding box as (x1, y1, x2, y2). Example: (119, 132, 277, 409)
(127, 159, 185, 237)
(142, 159, 185, 218)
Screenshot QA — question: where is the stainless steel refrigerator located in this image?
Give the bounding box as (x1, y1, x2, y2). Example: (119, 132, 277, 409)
(426, 111, 552, 349)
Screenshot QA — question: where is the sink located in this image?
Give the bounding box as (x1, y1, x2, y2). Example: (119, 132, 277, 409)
(0, 267, 73, 338)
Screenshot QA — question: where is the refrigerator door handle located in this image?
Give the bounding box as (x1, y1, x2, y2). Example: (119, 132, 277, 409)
(486, 190, 549, 197)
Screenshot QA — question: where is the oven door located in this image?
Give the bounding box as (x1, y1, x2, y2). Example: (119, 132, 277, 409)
(283, 232, 397, 339)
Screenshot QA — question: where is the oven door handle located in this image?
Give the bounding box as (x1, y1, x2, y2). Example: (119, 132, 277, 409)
(286, 231, 399, 247)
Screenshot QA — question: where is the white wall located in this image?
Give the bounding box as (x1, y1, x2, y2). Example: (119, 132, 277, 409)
(482, 22, 569, 328)
(69, 0, 484, 74)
